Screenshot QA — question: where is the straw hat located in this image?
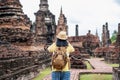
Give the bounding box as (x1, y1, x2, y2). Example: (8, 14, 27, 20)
(56, 31, 68, 40)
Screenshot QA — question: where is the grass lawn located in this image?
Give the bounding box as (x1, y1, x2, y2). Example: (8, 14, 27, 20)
(33, 68, 51, 80)
(80, 74, 112, 80)
(108, 63, 119, 67)
(101, 59, 119, 67)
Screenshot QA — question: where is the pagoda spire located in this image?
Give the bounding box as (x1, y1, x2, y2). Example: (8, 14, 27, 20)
(58, 7, 66, 25)
(96, 29, 98, 37)
(60, 6, 63, 15)
(39, 0, 49, 11)
(56, 7, 68, 35)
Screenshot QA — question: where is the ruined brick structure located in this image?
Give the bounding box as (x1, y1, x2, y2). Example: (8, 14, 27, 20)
(116, 23, 120, 46)
(94, 23, 119, 64)
(94, 46, 119, 63)
(0, 0, 33, 46)
(68, 29, 100, 68)
(113, 23, 120, 80)
(70, 46, 87, 69)
(34, 0, 56, 45)
(0, 42, 51, 80)
(56, 7, 68, 35)
(0, 0, 51, 80)
(69, 30, 100, 52)
(69, 30, 100, 55)
(102, 22, 111, 47)
(93, 22, 120, 64)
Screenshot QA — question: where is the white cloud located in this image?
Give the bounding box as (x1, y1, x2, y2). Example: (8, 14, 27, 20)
(20, 0, 120, 38)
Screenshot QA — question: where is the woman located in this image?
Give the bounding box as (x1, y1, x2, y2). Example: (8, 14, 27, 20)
(47, 31, 75, 80)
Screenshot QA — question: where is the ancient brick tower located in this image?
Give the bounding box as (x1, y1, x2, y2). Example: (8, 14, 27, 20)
(102, 25, 106, 46)
(35, 0, 56, 45)
(0, 1, 51, 80)
(56, 7, 68, 35)
(0, 0, 31, 28)
(102, 22, 111, 47)
(0, 0, 32, 46)
(116, 23, 120, 46)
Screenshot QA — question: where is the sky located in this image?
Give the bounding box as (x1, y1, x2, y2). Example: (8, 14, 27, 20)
(20, 0, 120, 38)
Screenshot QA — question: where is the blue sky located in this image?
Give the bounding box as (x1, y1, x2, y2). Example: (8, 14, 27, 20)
(20, 0, 120, 38)
(115, 0, 120, 4)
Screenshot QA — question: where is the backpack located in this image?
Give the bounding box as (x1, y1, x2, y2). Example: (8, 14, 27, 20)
(52, 47, 67, 70)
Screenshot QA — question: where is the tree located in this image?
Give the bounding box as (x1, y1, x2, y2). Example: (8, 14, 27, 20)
(111, 30, 117, 43)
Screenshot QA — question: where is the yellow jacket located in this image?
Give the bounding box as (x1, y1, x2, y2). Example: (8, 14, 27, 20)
(47, 43, 75, 71)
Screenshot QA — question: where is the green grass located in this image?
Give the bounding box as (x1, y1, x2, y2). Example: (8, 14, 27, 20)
(80, 74, 112, 80)
(33, 68, 51, 80)
(108, 64, 119, 67)
(103, 60, 119, 67)
(85, 61, 93, 70)
(104, 61, 119, 67)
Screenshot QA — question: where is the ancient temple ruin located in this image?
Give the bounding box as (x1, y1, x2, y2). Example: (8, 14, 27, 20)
(113, 23, 120, 80)
(1, 0, 120, 79)
(34, 0, 56, 45)
(68, 27, 100, 68)
(69, 30, 100, 54)
(94, 23, 119, 64)
(0, 0, 51, 80)
(0, 0, 33, 46)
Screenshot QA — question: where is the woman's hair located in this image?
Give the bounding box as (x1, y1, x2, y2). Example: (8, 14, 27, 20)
(56, 38, 68, 47)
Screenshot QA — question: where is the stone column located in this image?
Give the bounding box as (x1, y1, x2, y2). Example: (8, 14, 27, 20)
(75, 24, 79, 36)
